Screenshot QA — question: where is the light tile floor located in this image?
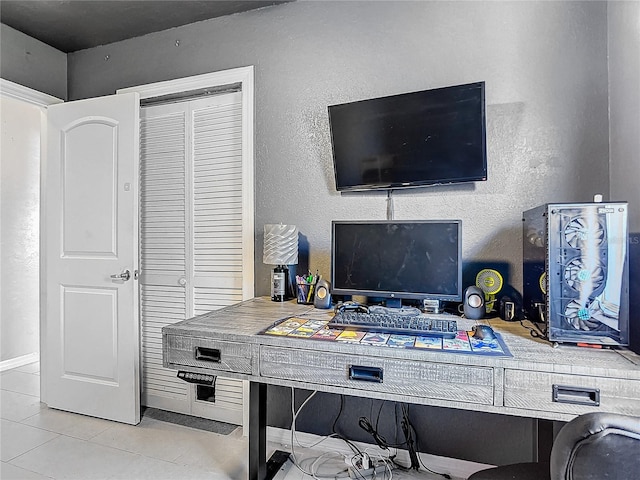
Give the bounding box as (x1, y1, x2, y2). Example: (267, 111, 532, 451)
(1, 363, 468, 480)
(1, 363, 249, 480)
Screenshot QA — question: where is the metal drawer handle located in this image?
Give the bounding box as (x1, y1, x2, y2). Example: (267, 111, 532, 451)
(195, 347, 221, 363)
(349, 365, 383, 383)
(552, 384, 600, 406)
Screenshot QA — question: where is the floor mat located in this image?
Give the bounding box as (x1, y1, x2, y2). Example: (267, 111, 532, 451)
(142, 407, 239, 435)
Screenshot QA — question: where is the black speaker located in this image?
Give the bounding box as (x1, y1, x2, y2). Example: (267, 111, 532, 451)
(463, 286, 485, 320)
(313, 279, 332, 309)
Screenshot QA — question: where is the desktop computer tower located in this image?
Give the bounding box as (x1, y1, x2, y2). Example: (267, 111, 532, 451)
(523, 202, 629, 346)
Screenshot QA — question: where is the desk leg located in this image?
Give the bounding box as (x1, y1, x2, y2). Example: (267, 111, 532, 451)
(249, 381, 267, 480)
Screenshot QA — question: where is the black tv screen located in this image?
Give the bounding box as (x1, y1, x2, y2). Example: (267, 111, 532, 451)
(331, 220, 462, 302)
(328, 82, 487, 192)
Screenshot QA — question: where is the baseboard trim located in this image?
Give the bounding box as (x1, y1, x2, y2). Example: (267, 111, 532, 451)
(267, 426, 492, 479)
(0, 352, 39, 372)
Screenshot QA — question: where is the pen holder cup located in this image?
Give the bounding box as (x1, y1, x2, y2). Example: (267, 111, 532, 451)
(296, 282, 316, 305)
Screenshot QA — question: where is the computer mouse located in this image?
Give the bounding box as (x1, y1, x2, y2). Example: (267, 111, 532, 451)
(472, 324, 496, 341)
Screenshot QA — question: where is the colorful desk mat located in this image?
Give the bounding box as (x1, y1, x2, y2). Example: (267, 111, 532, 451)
(262, 316, 512, 357)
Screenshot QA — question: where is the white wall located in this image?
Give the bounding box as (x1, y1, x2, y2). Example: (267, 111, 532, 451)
(0, 95, 41, 363)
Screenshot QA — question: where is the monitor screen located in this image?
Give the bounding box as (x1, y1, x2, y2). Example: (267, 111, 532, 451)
(331, 220, 462, 303)
(328, 82, 487, 192)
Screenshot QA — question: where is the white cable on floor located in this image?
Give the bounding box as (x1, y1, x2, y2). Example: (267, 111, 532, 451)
(289, 388, 349, 479)
(288, 388, 393, 480)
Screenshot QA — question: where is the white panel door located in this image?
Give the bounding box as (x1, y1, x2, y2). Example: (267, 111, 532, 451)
(43, 93, 140, 425)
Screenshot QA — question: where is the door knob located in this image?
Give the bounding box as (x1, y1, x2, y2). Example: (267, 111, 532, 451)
(110, 269, 131, 281)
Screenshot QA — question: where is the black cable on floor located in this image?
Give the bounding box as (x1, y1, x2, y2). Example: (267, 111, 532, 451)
(331, 394, 363, 456)
(403, 404, 452, 479)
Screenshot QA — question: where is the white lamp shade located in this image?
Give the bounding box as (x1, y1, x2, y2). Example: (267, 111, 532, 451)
(263, 224, 298, 265)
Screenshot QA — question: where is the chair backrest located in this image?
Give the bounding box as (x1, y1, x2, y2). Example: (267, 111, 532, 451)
(550, 412, 640, 480)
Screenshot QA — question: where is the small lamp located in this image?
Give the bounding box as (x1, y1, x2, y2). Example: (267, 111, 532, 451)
(263, 224, 298, 301)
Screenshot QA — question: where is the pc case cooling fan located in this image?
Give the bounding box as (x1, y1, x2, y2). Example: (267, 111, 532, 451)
(563, 300, 601, 331)
(563, 257, 605, 293)
(561, 257, 607, 332)
(563, 216, 605, 248)
(475, 269, 503, 313)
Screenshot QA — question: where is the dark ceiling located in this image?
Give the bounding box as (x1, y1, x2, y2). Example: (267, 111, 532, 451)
(0, 0, 291, 53)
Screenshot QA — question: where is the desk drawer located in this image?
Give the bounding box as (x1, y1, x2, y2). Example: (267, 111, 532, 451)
(260, 346, 494, 405)
(503, 370, 640, 416)
(164, 335, 252, 374)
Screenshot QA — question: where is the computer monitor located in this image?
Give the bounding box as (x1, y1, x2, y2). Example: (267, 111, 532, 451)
(331, 220, 462, 307)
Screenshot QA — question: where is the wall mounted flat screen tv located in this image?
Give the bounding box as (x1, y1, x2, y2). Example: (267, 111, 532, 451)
(328, 81, 487, 192)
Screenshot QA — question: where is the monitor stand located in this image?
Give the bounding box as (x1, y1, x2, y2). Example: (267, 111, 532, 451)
(382, 298, 443, 314)
(423, 299, 441, 314)
(385, 298, 402, 309)
(377, 299, 423, 316)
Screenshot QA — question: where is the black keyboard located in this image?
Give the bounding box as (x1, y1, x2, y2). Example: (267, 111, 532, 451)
(328, 312, 459, 338)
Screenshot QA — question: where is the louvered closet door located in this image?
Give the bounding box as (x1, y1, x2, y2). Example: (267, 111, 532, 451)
(189, 94, 245, 420)
(140, 92, 246, 424)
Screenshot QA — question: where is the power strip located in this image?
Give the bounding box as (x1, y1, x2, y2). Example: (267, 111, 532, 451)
(267, 426, 487, 479)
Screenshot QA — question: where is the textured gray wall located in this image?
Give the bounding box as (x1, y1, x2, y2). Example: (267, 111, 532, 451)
(608, 1, 640, 356)
(0, 23, 67, 100)
(67, 1, 610, 299)
(608, 0, 640, 233)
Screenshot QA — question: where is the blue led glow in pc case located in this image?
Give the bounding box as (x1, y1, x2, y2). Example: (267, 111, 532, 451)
(523, 202, 629, 346)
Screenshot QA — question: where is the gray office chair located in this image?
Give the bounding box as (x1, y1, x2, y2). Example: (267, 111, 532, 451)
(468, 412, 640, 480)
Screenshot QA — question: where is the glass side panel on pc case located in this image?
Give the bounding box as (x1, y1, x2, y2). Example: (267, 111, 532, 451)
(330, 220, 462, 306)
(523, 202, 629, 346)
